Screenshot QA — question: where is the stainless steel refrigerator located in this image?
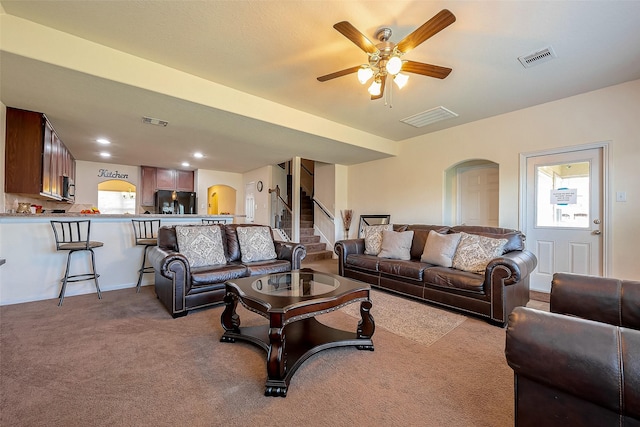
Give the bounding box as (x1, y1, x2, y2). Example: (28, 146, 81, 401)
(155, 190, 197, 214)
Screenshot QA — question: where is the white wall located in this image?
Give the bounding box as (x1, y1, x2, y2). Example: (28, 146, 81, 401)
(347, 79, 640, 281)
(75, 161, 140, 209)
(242, 165, 272, 225)
(196, 168, 244, 217)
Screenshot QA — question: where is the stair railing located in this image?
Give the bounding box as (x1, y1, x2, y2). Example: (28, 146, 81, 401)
(269, 185, 293, 238)
(312, 197, 336, 251)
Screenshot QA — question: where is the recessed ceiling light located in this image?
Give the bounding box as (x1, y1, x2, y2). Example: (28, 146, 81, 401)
(100, 152, 111, 158)
(193, 152, 203, 159)
(181, 162, 190, 167)
(97, 138, 111, 145)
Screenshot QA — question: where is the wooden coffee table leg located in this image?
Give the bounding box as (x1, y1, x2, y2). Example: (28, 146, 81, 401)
(265, 319, 288, 397)
(220, 292, 240, 342)
(357, 299, 375, 350)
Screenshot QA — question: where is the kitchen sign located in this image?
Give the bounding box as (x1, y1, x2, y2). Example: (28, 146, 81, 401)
(550, 188, 578, 205)
(98, 169, 129, 179)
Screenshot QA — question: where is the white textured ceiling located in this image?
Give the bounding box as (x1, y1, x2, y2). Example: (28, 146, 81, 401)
(1, 1, 640, 173)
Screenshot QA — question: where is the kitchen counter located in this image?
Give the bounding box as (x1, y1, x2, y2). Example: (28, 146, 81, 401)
(0, 214, 241, 306)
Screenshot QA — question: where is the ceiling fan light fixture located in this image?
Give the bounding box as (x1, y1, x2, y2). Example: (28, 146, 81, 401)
(357, 66, 374, 84)
(386, 56, 402, 75)
(394, 72, 409, 89)
(368, 79, 382, 96)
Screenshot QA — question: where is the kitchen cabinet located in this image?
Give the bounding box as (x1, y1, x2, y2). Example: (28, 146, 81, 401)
(140, 166, 157, 206)
(4, 107, 75, 201)
(139, 166, 194, 206)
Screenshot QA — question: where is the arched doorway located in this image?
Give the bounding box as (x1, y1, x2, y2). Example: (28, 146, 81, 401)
(97, 179, 137, 214)
(207, 185, 236, 215)
(444, 159, 499, 226)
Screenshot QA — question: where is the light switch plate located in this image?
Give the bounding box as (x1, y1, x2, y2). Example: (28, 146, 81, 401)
(616, 191, 627, 202)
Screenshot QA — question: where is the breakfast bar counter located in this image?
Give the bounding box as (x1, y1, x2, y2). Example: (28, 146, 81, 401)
(0, 214, 236, 306)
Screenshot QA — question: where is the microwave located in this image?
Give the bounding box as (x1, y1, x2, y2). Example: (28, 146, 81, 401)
(62, 176, 75, 201)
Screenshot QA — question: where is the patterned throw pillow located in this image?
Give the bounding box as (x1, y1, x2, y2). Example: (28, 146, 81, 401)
(377, 230, 414, 260)
(237, 226, 277, 263)
(421, 230, 462, 267)
(452, 232, 508, 274)
(175, 225, 226, 268)
(363, 224, 393, 255)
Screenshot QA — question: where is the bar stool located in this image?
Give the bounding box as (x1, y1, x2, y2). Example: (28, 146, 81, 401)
(131, 219, 160, 293)
(50, 220, 103, 306)
(202, 219, 226, 224)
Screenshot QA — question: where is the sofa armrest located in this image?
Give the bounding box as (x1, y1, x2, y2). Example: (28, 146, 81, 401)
(274, 241, 306, 270)
(148, 246, 190, 281)
(505, 307, 640, 421)
(485, 250, 537, 286)
(334, 239, 365, 276)
(551, 273, 640, 328)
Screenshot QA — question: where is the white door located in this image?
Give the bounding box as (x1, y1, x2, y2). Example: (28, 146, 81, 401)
(525, 148, 603, 292)
(458, 165, 499, 226)
(245, 183, 255, 223)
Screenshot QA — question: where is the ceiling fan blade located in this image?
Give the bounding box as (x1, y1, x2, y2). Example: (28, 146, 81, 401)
(333, 21, 379, 54)
(317, 66, 362, 82)
(402, 60, 452, 79)
(396, 9, 456, 53)
(371, 75, 386, 100)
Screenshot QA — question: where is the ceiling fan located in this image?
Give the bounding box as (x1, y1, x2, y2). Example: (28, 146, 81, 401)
(317, 9, 456, 100)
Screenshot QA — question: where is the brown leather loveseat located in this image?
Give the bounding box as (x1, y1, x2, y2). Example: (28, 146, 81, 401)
(335, 224, 537, 326)
(505, 273, 640, 426)
(149, 223, 306, 318)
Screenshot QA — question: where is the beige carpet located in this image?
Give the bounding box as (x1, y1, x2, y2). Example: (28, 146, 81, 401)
(341, 289, 467, 346)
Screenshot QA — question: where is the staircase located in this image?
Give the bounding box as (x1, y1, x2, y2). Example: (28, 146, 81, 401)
(281, 190, 332, 262)
(299, 191, 333, 262)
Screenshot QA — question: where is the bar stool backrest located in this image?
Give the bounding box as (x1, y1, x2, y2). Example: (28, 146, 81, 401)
(132, 219, 161, 244)
(202, 219, 226, 224)
(50, 220, 92, 250)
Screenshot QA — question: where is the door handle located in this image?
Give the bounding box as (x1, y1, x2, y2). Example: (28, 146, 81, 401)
(592, 230, 601, 235)
(593, 219, 601, 224)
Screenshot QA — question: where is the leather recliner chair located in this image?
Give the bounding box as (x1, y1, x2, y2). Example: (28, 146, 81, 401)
(505, 273, 640, 427)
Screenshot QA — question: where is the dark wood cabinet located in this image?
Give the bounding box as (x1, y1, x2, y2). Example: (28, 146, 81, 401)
(139, 166, 194, 206)
(4, 107, 75, 201)
(156, 168, 176, 190)
(140, 166, 157, 206)
(176, 170, 194, 192)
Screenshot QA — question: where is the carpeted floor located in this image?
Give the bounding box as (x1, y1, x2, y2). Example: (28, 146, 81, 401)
(1, 259, 547, 427)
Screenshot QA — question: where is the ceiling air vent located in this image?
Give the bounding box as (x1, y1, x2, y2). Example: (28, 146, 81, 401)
(518, 46, 557, 68)
(401, 106, 459, 128)
(142, 116, 169, 127)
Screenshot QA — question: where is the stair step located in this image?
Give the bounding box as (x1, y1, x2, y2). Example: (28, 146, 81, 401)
(303, 250, 334, 263)
(304, 242, 327, 252)
(300, 235, 320, 244)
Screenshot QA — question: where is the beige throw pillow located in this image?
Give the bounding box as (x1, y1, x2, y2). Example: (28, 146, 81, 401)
(363, 224, 393, 255)
(377, 230, 414, 260)
(237, 226, 277, 263)
(175, 225, 227, 268)
(420, 230, 462, 267)
(452, 232, 508, 274)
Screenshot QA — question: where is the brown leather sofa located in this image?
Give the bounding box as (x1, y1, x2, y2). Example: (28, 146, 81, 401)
(334, 225, 537, 326)
(505, 273, 640, 427)
(148, 223, 306, 318)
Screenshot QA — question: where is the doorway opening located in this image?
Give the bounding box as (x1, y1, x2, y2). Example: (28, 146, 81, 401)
(444, 159, 499, 226)
(97, 179, 136, 214)
(207, 185, 236, 215)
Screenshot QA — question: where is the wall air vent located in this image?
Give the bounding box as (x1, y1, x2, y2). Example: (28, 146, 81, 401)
(142, 116, 169, 127)
(401, 106, 459, 128)
(518, 46, 557, 68)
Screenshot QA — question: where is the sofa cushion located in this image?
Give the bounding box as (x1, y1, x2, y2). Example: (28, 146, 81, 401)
(423, 266, 486, 293)
(244, 259, 291, 276)
(452, 232, 508, 273)
(190, 264, 247, 288)
(237, 226, 277, 263)
(175, 225, 227, 268)
(421, 230, 462, 267)
(378, 230, 414, 260)
(378, 259, 430, 281)
(346, 254, 380, 272)
(406, 225, 451, 259)
(363, 224, 393, 255)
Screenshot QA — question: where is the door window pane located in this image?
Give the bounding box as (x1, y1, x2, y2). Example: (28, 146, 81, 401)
(536, 161, 590, 228)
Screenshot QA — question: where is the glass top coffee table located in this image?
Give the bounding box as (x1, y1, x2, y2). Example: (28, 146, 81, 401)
(220, 268, 375, 397)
